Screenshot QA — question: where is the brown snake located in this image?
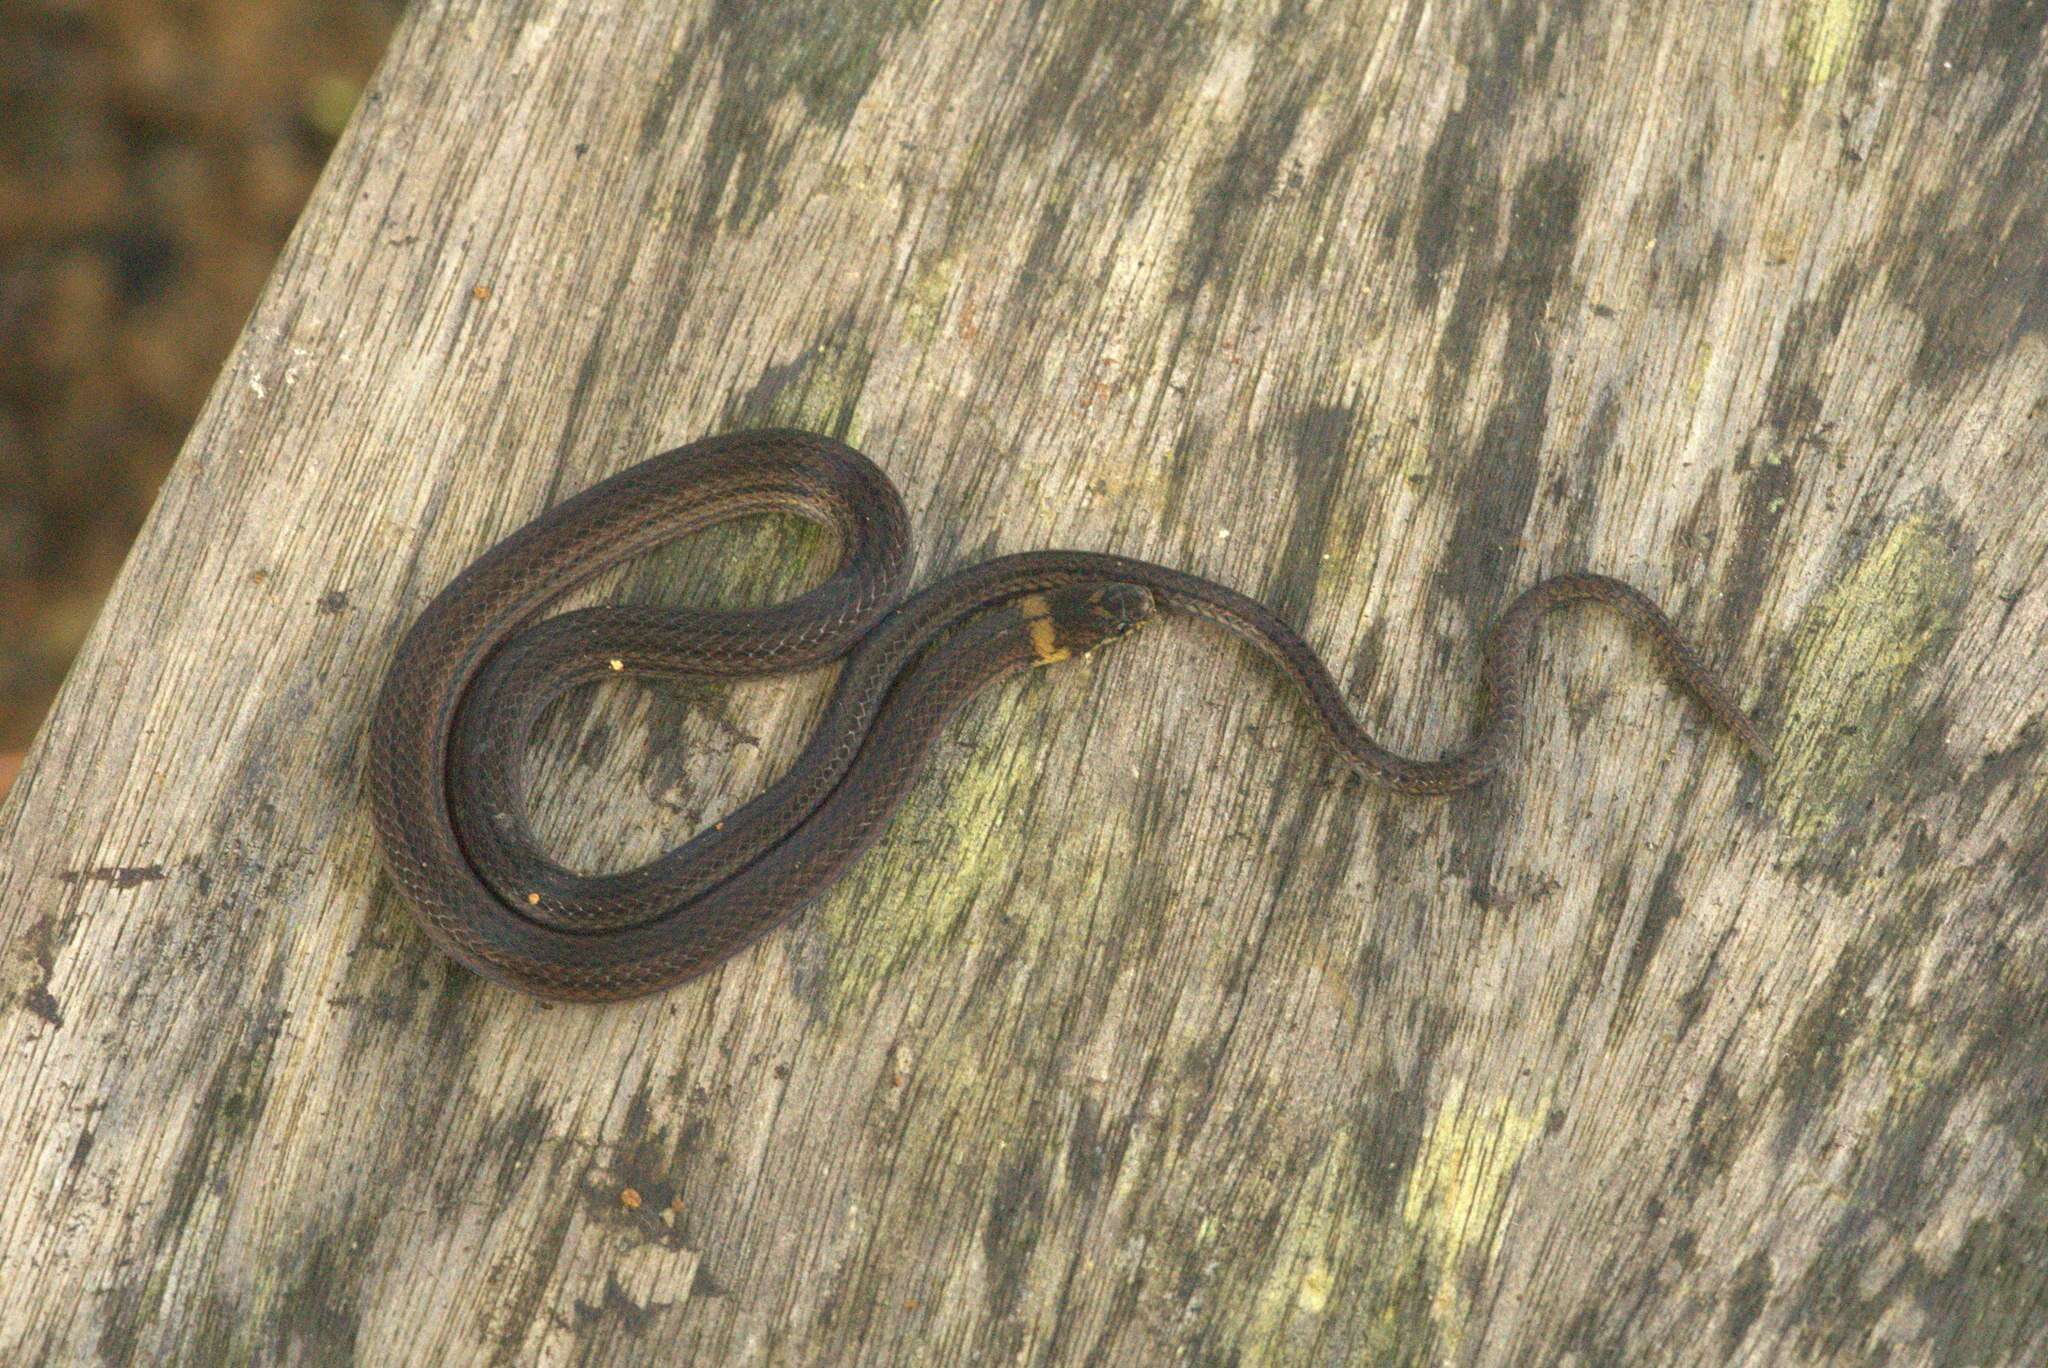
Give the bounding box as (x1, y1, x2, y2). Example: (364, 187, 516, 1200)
(367, 429, 1768, 1001)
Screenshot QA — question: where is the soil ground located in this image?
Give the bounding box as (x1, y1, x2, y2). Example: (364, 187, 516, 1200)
(0, 0, 401, 783)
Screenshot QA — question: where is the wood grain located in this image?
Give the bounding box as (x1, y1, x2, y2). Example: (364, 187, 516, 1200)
(3, 0, 2045, 1362)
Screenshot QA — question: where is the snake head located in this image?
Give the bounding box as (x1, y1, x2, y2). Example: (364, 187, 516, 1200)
(1083, 583, 1155, 639)
(1033, 582, 1155, 662)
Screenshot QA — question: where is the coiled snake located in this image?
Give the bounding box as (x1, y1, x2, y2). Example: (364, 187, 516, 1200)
(367, 430, 1767, 1001)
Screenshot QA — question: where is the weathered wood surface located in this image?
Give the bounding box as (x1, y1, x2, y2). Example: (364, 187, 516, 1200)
(3, 0, 2046, 1361)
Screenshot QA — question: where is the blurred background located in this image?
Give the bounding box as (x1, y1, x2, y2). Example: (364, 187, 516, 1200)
(0, 0, 402, 797)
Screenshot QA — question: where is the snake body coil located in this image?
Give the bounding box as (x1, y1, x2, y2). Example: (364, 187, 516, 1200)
(368, 430, 1766, 1001)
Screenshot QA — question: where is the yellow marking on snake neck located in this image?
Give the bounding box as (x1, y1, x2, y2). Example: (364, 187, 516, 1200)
(1018, 593, 1068, 665)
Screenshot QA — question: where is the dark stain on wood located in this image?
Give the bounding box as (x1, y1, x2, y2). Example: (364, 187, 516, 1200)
(1335, 615, 1391, 764)
(1960, 719, 2047, 895)
(1560, 1192, 1709, 1364)
(58, 864, 169, 889)
(724, 323, 873, 440)
(1061, 1092, 1120, 1204)
(1018, 196, 1071, 299)
(6, 911, 68, 1027)
(1555, 385, 1622, 569)
(1439, 156, 1586, 618)
(1645, 146, 1731, 312)
(1764, 265, 1857, 441)
(1673, 923, 1737, 1044)
(1765, 884, 2048, 1358)
(24, 982, 61, 1028)
(100, 965, 289, 1362)
(1713, 435, 1797, 667)
(637, 47, 697, 155)
(1265, 403, 1357, 624)
(984, 1146, 1051, 1327)
(1007, 0, 1206, 166)
(1720, 266, 1867, 663)
(1720, 254, 1861, 672)
(539, 313, 620, 508)
(1428, 165, 1588, 914)
(1721, 1249, 1774, 1354)
(487, 1199, 580, 1365)
(486, 1086, 558, 1207)
(1411, 0, 1583, 310)
(1933, 0, 2047, 116)
(694, 0, 929, 234)
(271, 1228, 367, 1363)
(573, 1275, 667, 1337)
(1768, 930, 1882, 1160)
(599, 1086, 703, 1252)
(1893, 6, 2048, 390)
(1615, 849, 1689, 1033)
(1682, 1055, 1751, 1193)
(1572, 861, 1636, 1037)
(1352, 1058, 1430, 1215)
(1174, 47, 1315, 307)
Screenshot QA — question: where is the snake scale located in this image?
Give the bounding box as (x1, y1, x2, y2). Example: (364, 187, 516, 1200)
(367, 429, 1768, 1001)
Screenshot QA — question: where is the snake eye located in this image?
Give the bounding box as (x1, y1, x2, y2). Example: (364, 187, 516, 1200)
(1086, 584, 1153, 637)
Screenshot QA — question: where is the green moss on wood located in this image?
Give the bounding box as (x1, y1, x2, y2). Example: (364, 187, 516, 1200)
(1784, 0, 1880, 89)
(1769, 514, 1969, 856)
(1399, 1076, 1552, 1351)
(816, 684, 1059, 1020)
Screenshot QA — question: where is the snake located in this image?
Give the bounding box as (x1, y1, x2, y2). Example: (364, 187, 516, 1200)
(367, 429, 1769, 1002)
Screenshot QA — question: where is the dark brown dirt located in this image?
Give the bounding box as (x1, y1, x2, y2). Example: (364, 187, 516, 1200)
(0, 0, 401, 763)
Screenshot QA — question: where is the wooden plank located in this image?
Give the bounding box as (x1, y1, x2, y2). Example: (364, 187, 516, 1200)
(3, 0, 2045, 1361)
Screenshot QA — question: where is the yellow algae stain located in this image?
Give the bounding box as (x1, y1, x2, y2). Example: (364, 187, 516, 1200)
(1769, 513, 1967, 848)
(1400, 1077, 1551, 1346)
(1785, 0, 1877, 89)
(1231, 1082, 1548, 1361)
(901, 252, 960, 345)
(1687, 339, 1716, 409)
(1242, 1134, 1363, 1356)
(1296, 1258, 1334, 1313)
